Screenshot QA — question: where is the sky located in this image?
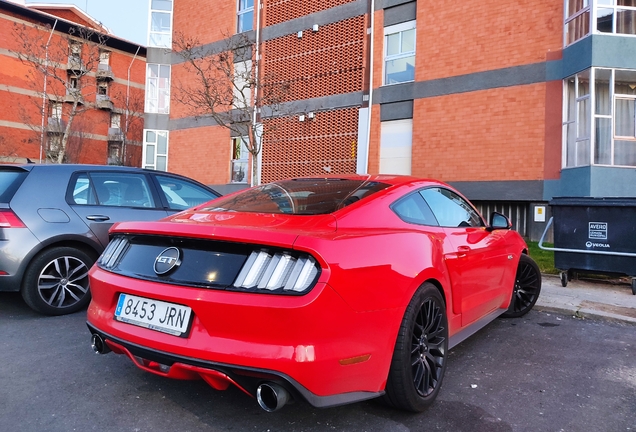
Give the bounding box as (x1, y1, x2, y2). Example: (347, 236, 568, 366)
(25, 0, 149, 45)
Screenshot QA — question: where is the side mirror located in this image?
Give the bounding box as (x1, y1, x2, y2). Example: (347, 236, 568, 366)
(488, 212, 512, 231)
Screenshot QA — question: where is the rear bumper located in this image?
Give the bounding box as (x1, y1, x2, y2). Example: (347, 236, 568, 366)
(0, 228, 40, 292)
(87, 267, 402, 405)
(87, 323, 382, 408)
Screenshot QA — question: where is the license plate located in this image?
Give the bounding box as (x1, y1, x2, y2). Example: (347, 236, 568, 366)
(115, 293, 192, 337)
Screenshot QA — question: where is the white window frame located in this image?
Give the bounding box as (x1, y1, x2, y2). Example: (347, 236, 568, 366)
(231, 136, 249, 183)
(148, 0, 173, 48)
(143, 129, 169, 171)
(563, 67, 636, 168)
(237, 0, 254, 33)
(564, 0, 636, 47)
(145, 64, 171, 114)
(383, 21, 416, 86)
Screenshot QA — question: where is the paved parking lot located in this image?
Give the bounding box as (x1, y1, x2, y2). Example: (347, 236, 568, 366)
(1, 291, 635, 432)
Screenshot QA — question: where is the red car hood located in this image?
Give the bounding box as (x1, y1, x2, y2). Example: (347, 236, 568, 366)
(110, 211, 338, 248)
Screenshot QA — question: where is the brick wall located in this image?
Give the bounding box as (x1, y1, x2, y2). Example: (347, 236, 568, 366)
(168, 126, 232, 185)
(415, 1, 563, 80)
(409, 84, 548, 182)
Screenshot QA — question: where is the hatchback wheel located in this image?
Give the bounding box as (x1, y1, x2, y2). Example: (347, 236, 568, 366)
(383, 282, 448, 412)
(501, 254, 542, 318)
(21, 247, 94, 315)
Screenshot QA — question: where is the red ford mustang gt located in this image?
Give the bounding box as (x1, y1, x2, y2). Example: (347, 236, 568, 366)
(87, 175, 541, 412)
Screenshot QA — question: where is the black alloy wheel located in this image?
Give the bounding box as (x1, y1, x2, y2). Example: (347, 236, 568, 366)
(383, 282, 448, 412)
(21, 246, 95, 315)
(502, 254, 542, 318)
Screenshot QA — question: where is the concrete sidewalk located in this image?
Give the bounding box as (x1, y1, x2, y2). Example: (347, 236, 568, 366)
(535, 274, 636, 324)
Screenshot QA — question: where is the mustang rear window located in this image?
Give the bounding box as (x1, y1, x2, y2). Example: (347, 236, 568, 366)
(203, 178, 390, 215)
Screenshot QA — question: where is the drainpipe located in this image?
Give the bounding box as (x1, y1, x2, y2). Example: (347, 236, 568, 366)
(252, 0, 263, 185)
(39, 19, 58, 164)
(363, 0, 375, 174)
(124, 45, 140, 165)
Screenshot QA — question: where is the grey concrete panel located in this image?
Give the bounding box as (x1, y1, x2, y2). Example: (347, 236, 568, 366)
(209, 183, 250, 195)
(262, 0, 367, 41)
(374, 82, 415, 103)
(171, 32, 256, 65)
(380, 100, 413, 121)
(376, 0, 414, 10)
(143, 113, 170, 131)
(169, 115, 220, 131)
(590, 166, 636, 197)
(269, 92, 364, 117)
(558, 166, 592, 197)
(147, 47, 173, 64)
(593, 34, 636, 70)
(376, 63, 553, 104)
(562, 37, 594, 78)
(383, 1, 416, 27)
(448, 180, 545, 202)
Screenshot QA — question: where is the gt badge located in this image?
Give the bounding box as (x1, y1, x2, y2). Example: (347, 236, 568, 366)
(154, 247, 182, 275)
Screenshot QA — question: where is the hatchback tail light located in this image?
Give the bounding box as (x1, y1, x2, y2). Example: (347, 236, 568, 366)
(0, 210, 25, 228)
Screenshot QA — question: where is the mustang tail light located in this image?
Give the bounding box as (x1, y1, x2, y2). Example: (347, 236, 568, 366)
(233, 250, 319, 293)
(98, 236, 130, 269)
(0, 210, 25, 228)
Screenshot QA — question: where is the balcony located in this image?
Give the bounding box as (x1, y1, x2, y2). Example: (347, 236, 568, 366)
(63, 89, 84, 104)
(96, 64, 114, 81)
(46, 117, 65, 134)
(96, 94, 114, 110)
(67, 56, 86, 73)
(107, 127, 124, 142)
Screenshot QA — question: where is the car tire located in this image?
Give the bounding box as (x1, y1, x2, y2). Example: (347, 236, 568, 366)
(382, 282, 448, 412)
(501, 254, 542, 318)
(21, 247, 95, 316)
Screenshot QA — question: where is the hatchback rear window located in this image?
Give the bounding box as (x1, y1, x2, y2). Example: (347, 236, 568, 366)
(0, 168, 28, 203)
(203, 178, 390, 215)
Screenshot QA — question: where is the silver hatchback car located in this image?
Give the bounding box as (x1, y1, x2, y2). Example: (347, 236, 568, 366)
(0, 164, 220, 315)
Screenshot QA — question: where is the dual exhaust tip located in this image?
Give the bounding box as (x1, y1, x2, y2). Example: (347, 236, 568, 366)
(90, 334, 291, 411)
(256, 382, 290, 412)
(90, 333, 111, 355)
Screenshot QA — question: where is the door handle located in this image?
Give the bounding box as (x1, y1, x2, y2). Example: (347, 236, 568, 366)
(86, 215, 110, 221)
(457, 246, 471, 257)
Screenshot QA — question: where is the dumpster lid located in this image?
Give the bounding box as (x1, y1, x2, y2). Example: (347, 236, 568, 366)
(550, 197, 636, 207)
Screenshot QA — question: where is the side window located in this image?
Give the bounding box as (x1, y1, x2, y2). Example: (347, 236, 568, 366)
(156, 175, 217, 210)
(420, 188, 484, 228)
(391, 192, 438, 226)
(70, 174, 97, 205)
(89, 173, 156, 208)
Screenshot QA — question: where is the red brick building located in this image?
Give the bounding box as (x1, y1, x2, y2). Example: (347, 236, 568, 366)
(145, 0, 636, 239)
(0, 0, 146, 165)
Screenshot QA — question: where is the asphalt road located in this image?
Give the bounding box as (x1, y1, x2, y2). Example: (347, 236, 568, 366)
(1, 292, 635, 432)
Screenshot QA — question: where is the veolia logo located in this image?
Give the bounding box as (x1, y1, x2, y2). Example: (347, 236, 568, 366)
(154, 247, 182, 275)
(585, 241, 610, 249)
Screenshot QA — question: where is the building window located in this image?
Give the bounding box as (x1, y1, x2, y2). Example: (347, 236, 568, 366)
(380, 119, 412, 174)
(565, 0, 636, 46)
(99, 50, 110, 65)
(149, 0, 173, 48)
(110, 113, 121, 129)
(237, 0, 254, 33)
(145, 64, 170, 114)
(383, 21, 416, 85)
(97, 81, 108, 96)
(231, 136, 249, 183)
(233, 60, 252, 108)
(143, 129, 169, 171)
(564, 67, 636, 167)
(50, 102, 62, 120)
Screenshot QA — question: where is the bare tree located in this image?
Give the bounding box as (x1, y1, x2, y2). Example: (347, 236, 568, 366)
(0, 135, 21, 162)
(11, 22, 108, 163)
(109, 87, 145, 166)
(173, 32, 291, 186)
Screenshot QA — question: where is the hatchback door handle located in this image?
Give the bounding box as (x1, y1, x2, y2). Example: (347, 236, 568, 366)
(86, 215, 110, 221)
